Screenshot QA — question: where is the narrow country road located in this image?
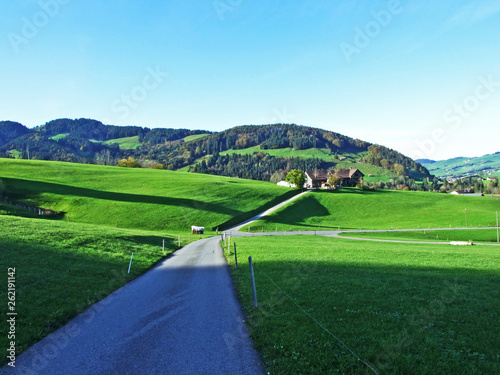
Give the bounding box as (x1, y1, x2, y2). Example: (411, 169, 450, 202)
(2, 238, 264, 375)
(226, 226, 500, 246)
(226, 189, 311, 232)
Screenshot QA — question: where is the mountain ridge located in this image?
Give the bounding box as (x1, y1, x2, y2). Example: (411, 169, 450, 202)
(419, 153, 500, 179)
(0, 118, 431, 182)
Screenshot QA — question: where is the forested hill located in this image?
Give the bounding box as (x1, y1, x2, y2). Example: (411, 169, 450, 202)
(0, 119, 431, 181)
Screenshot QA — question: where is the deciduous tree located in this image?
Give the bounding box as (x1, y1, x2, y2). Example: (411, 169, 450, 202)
(285, 169, 306, 190)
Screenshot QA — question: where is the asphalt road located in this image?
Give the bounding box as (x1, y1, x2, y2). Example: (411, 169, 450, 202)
(2, 237, 264, 375)
(226, 226, 500, 246)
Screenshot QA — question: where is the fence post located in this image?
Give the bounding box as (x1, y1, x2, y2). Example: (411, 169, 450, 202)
(128, 253, 134, 274)
(249, 256, 257, 309)
(234, 242, 238, 268)
(162, 239, 165, 254)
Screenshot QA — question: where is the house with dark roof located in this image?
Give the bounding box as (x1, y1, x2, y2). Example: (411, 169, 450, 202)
(305, 168, 364, 188)
(336, 168, 364, 187)
(305, 170, 329, 188)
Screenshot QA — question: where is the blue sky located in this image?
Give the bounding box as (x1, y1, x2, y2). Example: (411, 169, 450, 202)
(1, 0, 499, 160)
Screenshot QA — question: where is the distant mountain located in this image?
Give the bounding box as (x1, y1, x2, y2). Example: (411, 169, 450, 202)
(416, 159, 436, 164)
(0, 121, 30, 145)
(0, 118, 431, 182)
(420, 153, 500, 179)
(0, 118, 209, 163)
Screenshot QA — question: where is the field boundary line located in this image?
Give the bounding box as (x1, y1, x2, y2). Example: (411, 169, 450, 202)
(257, 267, 379, 374)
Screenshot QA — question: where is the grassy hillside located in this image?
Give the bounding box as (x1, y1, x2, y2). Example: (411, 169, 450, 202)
(0, 159, 297, 233)
(226, 236, 500, 374)
(103, 135, 142, 149)
(0, 214, 179, 365)
(221, 146, 351, 161)
(49, 133, 70, 140)
(244, 189, 500, 231)
(221, 146, 399, 181)
(421, 153, 500, 179)
(183, 133, 210, 142)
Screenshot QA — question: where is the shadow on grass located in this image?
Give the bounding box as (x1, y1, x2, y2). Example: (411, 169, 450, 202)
(0, 229, 179, 367)
(2, 177, 241, 217)
(229, 257, 500, 374)
(252, 191, 334, 229)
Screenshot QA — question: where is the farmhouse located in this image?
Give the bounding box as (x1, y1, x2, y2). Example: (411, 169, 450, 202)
(305, 168, 364, 188)
(336, 168, 365, 187)
(305, 170, 329, 188)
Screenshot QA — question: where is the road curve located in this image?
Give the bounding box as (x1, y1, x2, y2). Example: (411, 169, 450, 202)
(226, 226, 500, 246)
(2, 238, 264, 375)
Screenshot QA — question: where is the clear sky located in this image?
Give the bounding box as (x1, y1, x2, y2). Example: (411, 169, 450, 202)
(1, 0, 499, 160)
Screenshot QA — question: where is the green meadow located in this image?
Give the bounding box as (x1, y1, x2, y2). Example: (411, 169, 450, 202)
(104, 135, 142, 149)
(0, 158, 296, 233)
(221, 146, 354, 161)
(225, 236, 500, 374)
(48, 133, 70, 140)
(244, 189, 500, 232)
(183, 133, 210, 142)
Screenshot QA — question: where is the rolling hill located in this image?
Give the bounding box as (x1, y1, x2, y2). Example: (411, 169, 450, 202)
(0, 119, 432, 182)
(0, 159, 298, 232)
(419, 153, 500, 179)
